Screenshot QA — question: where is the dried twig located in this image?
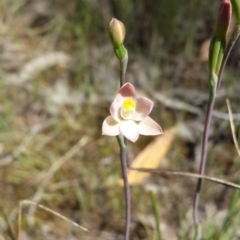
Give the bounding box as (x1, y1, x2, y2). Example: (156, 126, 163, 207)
(129, 167, 240, 190)
(154, 93, 240, 121)
(18, 200, 88, 240)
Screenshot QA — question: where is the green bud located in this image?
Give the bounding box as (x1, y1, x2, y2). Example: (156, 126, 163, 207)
(208, 36, 225, 75)
(114, 45, 127, 61)
(209, 0, 230, 77)
(109, 18, 127, 61)
(214, 0, 232, 39)
(231, 0, 240, 24)
(208, 71, 218, 99)
(109, 18, 126, 48)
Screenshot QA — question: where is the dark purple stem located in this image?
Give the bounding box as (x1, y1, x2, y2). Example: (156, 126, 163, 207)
(193, 25, 240, 225)
(193, 98, 215, 224)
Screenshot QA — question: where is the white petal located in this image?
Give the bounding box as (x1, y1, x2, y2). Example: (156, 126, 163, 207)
(110, 99, 122, 122)
(120, 120, 139, 142)
(139, 116, 163, 135)
(102, 116, 120, 136)
(133, 97, 153, 121)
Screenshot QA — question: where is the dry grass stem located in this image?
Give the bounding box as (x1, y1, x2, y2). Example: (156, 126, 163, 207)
(226, 99, 240, 156)
(129, 168, 240, 190)
(27, 136, 89, 225)
(18, 200, 88, 240)
(155, 93, 240, 121)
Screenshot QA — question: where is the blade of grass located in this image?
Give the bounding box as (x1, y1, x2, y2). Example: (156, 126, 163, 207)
(150, 192, 162, 240)
(226, 98, 240, 156)
(193, 224, 202, 240)
(217, 178, 240, 239)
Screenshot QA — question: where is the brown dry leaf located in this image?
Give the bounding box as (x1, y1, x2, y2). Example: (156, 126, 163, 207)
(119, 127, 177, 186)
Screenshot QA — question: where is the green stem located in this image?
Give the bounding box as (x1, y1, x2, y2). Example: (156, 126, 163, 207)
(193, 224, 202, 240)
(120, 51, 128, 87)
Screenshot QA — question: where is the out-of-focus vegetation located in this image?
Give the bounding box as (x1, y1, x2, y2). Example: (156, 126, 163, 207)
(1, 0, 240, 239)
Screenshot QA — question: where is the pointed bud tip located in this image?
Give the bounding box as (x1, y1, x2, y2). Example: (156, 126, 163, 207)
(109, 18, 126, 47)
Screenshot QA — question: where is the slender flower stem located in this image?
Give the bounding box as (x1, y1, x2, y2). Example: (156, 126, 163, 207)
(193, 98, 215, 224)
(120, 52, 128, 87)
(117, 134, 130, 240)
(117, 52, 130, 240)
(193, 24, 240, 225)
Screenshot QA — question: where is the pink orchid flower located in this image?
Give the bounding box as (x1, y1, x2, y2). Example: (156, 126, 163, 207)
(102, 82, 163, 142)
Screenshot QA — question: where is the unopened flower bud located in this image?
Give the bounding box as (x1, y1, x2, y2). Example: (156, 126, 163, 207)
(214, 0, 232, 38)
(209, 0, 231, 76)
(231, 0, 240, 24)
(109, 18, 126, 48)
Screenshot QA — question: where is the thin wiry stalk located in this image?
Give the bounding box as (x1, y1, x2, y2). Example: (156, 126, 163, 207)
(117, 53, 130, 240)
(193, 25, 240, 225)
(129, 167, 240, 190)
(119, 142, 131, 240)
(193, 98, 215, 224)
(120, 52, 128, 87)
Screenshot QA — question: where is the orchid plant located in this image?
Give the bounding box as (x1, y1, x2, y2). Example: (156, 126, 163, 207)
(102, 18, 162, 240)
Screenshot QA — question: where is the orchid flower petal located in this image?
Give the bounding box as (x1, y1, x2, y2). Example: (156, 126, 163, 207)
(102, 116, 120, 136)
(118, 82, 136, 98)
(110, 82, 136, 122)
(120, 120, 139, 142)
(139, 116, 163, 135)
(133, 97, 154, 121)
(110, 100, 122, 122)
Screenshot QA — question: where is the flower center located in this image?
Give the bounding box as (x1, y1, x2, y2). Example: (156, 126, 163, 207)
(120, 98, 136, 119)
